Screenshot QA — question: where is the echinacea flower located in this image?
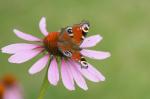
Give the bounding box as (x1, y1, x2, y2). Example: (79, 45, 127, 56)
(1, 17, 111, 91)
(0, 75, 23, 99)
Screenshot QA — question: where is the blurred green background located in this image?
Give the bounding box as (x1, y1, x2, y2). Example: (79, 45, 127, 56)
(0, 0, 150, 99)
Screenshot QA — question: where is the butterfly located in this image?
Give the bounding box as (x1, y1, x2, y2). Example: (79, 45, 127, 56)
(43, 21, 90, 69)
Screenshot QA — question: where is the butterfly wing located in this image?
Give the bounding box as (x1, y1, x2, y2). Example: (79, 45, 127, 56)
(58, 22, 90, 68)
(70, 21, 90, 45)
(71, 25, 83, 45)
(58, 41, 88, 69)
(58, 29, 81, 59)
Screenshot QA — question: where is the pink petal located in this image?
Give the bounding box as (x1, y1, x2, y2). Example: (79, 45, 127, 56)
(39, 17, 49, 36)
(67, 61, 88, 90)
(80, 35, 103, 48)
(48, 57, 59, 86)
(87, 63, 105, 81)
(29, 54, 49, 74)
(61, 58, 75, 91)
(8, 48, 44, 64)
(1, 43, 41, 54)
(81, 49, 111, 60)
(13, 29, 42, 41)
(71, 61, 105, 82)
(4, 86, 23, 99)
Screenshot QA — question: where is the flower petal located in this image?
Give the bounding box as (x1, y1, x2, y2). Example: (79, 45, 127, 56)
(61, 58, 75, 91)
(8, 48, 44, 64)
(39, 17, 49, 36)
(48, 57, 59, 86)
(67, 61, 88, 90)
(87, 63, 105, 81)
(81, 49, 111, 60)
(80, 35, 103, 48)
(1, 43, 41, 54)
(13, 29, 42, 41)
(28, 54, 49, 74)
(71, 61, 105, 82)
(4, 86, 23, 99)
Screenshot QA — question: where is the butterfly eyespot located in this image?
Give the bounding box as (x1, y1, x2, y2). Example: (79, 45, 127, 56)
(66, 27, 73, 34)
(63, 51, 72, 57)
(81, 24, 89, 33)
(80, 61, 88, 69)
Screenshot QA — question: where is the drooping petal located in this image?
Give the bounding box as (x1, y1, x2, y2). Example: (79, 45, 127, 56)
(80, 35, 103, 48)
(8, 48, 44, 64)
(87, 63, 105, 81)
(39, 17, 49, 36)
(61, 58, 75, 91)
(48, 57, 59, 86)
(1, 43, 41, 54)
(13, 29, 42, 41)
(67, 61, 88, 90)
(28, 54, 49, 74)
(80, 49, 111, 60)
(71, 60, 105, 82)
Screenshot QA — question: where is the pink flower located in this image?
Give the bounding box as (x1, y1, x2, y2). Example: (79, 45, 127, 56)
(0, 75, 23, 99)
(1, 17, 111, 91)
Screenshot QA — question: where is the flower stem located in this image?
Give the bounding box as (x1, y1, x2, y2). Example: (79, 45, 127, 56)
(37, 59, 51, 99)
(37, 75, 49, 99)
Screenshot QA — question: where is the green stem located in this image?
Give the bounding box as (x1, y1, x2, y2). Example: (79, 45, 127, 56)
(37, 59, 51, 99)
